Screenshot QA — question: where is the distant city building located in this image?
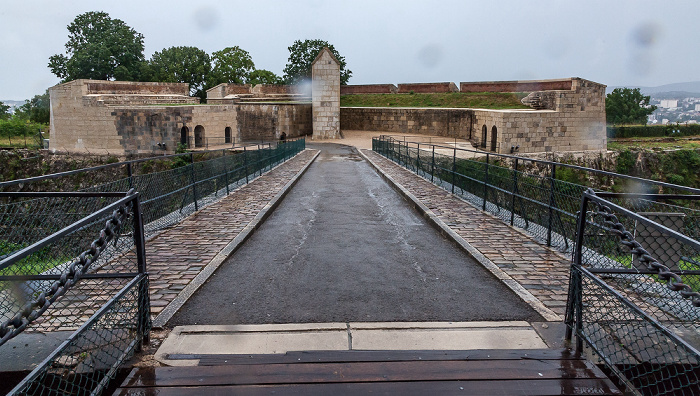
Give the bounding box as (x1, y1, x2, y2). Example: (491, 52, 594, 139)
(659, 99, 678, 109)
(695, 104, 700, 112)
(662, 118, 670, 125)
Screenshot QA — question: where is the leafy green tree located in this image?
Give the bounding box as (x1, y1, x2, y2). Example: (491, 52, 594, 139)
(149, 46, 211, 101)
(606, 88, 657, 125)
(15, 91, 50, 124)
(48, 11, 146, 81)
(282, 39, 351, 85)
(0, 102, 10, 120)
(209, 46, 255, 86)
(247, 69, 283, 85)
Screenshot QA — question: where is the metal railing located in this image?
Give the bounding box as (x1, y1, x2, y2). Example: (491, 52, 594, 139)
(372, 135, 700, 254)
(0, 191, 150, 395)
(1, 138, 306, 240)
(566, 190, 700, 395)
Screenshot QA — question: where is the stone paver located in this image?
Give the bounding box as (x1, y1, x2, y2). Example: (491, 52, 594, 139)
(155, 322, 547, 366)
(362, 150, 570, 318)
(145, 149, 319, 317)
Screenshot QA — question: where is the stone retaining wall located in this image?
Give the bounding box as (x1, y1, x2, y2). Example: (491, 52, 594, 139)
(397, 82, 459, 93)
(341, 84, 398, 95)
(341, 107, 473, 138)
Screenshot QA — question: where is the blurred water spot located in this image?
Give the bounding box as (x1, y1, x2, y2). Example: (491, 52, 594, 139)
(632, 22, 662, 48)
(193, 6, 219, 32)
(416, 44, 443, 69)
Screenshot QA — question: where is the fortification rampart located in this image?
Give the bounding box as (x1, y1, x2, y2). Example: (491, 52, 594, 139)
(397, 82, 459, 94)
(340, 84, 398, 95)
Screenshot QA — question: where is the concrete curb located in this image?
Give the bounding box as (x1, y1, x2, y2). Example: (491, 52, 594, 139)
(153, 149, 321, 328)
(358, 149, 561, 322)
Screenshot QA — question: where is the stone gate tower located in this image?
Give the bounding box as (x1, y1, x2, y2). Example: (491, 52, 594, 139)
(311, 47, 341, 139)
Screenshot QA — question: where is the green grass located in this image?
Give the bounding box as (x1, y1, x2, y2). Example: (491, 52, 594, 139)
(0, 136, 41, 148)
(608, 136, 700, 151)
(340, 92, 531, 109)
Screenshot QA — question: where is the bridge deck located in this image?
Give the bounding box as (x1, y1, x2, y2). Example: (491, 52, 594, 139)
(115, 349, 621, 395)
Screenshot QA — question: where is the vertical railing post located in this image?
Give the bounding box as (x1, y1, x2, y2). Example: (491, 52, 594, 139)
(483, 153, 489, 210)
(510, 158, 518, 226)
(243, 146, 250, 184)
(189, 152, 199, 211)
(451, 146, 457, 194)
(127, 162, 134, 190)
(416, 143, 421, 176)
(131, 194, 150, 348)
(431, 145, 435, 183)
(223, 149, 230, 195)
(547, 164, 556, 247)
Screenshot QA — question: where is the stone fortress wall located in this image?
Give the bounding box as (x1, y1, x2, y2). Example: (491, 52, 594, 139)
(340, 78, 607, 154)
(50, 80, 313, 155)
(49, 53, 606, 156)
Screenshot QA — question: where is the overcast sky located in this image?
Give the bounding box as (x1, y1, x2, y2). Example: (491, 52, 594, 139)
(1, 0, 699, 100)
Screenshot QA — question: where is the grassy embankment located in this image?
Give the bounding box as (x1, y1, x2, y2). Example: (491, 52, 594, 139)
(340, 92, 530, 109)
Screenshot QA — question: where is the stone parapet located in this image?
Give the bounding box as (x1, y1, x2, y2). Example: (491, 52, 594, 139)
(398, 82, 459, 94)
(341, 84, 398, 95)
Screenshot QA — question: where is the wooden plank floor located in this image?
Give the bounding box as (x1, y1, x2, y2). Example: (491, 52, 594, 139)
(115, 349, 621, 395)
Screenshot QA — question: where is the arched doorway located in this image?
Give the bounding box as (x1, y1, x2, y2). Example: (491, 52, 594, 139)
(180, 126, 189, 147)
(490, 126, 498, 152)
(481, 125, 487, 148)
(194, 125, 205, 148)
(224, 126, 232, 144)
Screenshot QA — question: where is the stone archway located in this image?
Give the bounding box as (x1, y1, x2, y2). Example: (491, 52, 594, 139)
(490, 126, 498, 152)
(481, 125, 487, 149)
(225, 127, 232, 144)
(194, 125, 205, 148)
(180, 126, 189, 147)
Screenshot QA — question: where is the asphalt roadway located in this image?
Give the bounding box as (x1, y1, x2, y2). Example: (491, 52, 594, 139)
(170, 144, 541, 325)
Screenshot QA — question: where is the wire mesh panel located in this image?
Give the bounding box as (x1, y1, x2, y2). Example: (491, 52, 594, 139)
(0, 192, 150, 396)
(567, 191, 700, 395)
(9, 275, 150, 396)
(372, 135, 700, 256)
(569, 266, 700, 396)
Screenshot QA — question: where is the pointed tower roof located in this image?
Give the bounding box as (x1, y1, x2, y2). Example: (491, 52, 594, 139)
(312, 47, 340, 66)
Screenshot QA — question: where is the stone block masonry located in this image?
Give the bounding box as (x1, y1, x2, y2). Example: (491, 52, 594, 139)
(398, 82, 459, 93)
(311, 48, 341, 139)
(341, 84, 398, 95)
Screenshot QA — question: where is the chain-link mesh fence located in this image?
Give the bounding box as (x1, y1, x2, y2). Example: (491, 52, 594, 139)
(0, 139, 304, 395)
(372, 135, 700, 256)
(566, 191, 700, 395)
(1, 192, 150, 395)
(1, 138, 306, 239)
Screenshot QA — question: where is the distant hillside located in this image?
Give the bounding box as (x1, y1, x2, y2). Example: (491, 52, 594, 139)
(607, 81, 700, 97)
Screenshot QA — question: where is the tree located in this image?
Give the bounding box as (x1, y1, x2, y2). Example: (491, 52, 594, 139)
(48, 11, 145, 81)
(14, 91, 50, 124)
(209, 46, 255, 86)
(247, 69, 283, 85)
(0, 102, 10, 120)
(606, 88, 657, 125)
(282, 39, 351, 85)
(149, 46, 211, 101)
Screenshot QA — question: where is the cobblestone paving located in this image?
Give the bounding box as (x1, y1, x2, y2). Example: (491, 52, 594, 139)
(362, 150, 570, 317)
(145, 149, 318, 316)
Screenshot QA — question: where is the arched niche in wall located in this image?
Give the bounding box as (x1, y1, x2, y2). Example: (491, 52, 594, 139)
(481, 125, 487, 148)
(490, 126, 498, 152)
(180, 126, 189, 147)
(225, 126, 232, 144)
(194, 125, 205, 148)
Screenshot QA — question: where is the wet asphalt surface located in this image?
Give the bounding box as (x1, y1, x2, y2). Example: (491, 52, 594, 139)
(170, 144, 541, 325)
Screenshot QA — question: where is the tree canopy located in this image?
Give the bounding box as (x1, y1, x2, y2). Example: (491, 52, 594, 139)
(282, 39, 351, 85)
(15, 91, 50, 124)
(0, 102, 10, 120)
(247, 69, 283, 86)
(606, 88, 657, 125)
(149, 46, 211, 101)
(48, 11, 145, 81)
(209, 46, 255, 86)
